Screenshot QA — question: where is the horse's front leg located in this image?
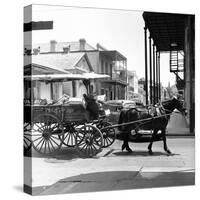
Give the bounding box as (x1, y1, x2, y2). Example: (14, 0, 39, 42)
(162, 128, 171, 154)
(148, 129, 157, 155)
(122, 131, 133, 153)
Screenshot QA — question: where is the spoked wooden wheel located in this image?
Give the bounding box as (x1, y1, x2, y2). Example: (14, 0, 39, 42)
(60, 124, 77, 147)
(75, 124, 103, 157)
(97, 121, 116, 148)
(24, 122, 32, 152)
(31, 113, 64, 155)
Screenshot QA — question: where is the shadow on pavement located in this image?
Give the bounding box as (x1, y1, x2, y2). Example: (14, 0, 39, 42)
(32, 170, 194, 195)
(113, 150, 179, 157)
(24, 147, 101, 160)
(24, 147, 82, 160)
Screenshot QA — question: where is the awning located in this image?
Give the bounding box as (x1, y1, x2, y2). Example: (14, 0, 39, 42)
(82, 72, 110, 79)
(143, 12, 190, 51)
(100, 50, 127, 61)
(24, 72, 110, 81)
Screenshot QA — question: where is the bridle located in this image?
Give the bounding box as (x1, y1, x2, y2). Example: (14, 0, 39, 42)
(157, 99, 186, 117)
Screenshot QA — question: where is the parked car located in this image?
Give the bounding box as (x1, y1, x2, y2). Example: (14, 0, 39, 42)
(103, 100, 137, 124)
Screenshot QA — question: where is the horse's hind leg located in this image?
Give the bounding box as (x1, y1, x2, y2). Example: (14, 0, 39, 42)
(148, 129, 157, 155)
(122, 131, 133, 153)
(162, 128, 171, 154)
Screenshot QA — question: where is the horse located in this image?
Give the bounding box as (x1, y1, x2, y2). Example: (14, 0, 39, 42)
(118, 97, 186, 154)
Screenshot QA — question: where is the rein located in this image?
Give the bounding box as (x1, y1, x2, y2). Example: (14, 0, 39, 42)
(156, 100, 184, 115)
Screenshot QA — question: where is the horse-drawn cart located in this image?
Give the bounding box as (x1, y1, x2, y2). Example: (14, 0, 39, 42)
(24, 100, 116, 157)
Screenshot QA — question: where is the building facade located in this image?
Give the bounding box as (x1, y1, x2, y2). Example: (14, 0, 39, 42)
(127, 70, 139, 101)
(33, 39, 128, 100)
(143, 12, 195, 133)
(24, 50, 93, 103)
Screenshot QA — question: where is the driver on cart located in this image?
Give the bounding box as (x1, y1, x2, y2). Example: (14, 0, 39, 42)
(83, 93, 105, 121)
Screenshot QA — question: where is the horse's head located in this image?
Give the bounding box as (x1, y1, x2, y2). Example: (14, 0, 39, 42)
(171, 97, 187, 115)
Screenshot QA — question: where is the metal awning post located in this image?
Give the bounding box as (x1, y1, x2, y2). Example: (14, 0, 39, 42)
(156, 50, 158, 102)
(149, 36, 152, 104)
(144, 27, 148, 105)
(158, 51, 161, 99)
(156, 49, 160, 102)
(153, 44, 156, 104)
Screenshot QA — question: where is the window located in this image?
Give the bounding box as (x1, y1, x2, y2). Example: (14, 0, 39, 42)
(105, 89, 109, 100)
(101, 60, 104, 74)
(105, 62, 108, 74)
(101, 88, 104, 95)
(90, 85, 94, 93)
(110, 63, 112, 78)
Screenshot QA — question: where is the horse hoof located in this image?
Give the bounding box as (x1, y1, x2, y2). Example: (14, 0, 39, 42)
(148, 150, 153, 155)
(126, 147, 133, 153)
(166, 150, 171, 154)
(121, 144, 126, 152)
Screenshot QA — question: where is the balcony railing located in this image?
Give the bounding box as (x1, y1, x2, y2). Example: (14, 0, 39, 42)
(112, 72, 127, 82)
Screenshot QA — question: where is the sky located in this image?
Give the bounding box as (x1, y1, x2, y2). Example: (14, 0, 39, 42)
(27, 4, 175, 87)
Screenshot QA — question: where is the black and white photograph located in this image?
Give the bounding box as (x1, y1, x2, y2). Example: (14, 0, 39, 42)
(23, 3, 195, 196)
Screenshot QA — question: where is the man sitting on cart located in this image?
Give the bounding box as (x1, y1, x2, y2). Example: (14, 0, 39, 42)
(83, 93, 104, 121)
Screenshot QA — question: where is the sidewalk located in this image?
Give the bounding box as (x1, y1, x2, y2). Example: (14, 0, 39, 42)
(166, 112, 194, 136)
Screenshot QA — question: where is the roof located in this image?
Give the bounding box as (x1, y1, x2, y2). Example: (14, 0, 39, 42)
(143, 12, 193, 51)
(32, 41, 95, 53)
(100, 50, 127, 61)
(24, 63, 69, 75)
(30, 52, 92, 73)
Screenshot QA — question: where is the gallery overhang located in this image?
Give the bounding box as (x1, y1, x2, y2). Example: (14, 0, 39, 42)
(143, 12, 188, 52)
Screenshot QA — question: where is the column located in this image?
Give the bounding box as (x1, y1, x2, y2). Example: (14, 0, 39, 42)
(144, 27, 148, 105)
(158, 51, 161, 100)
(156, 50, 159, 102)
(149, 36, 152, 104)
(153, 44, 156, 104)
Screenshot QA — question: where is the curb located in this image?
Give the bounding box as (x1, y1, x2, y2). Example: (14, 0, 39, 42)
(166, 134, 195, 138)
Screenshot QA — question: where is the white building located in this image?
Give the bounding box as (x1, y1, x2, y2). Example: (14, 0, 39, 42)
(24, 49, 94, 104)
(127, 70, 139, 101)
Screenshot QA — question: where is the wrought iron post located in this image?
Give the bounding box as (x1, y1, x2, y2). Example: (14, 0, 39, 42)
(156, 50, 159, 102)
(153, 44, 156, 104)
(158, 51, 161, 99)
(144, 27, 148, 105)
(149, 36, 152, 104)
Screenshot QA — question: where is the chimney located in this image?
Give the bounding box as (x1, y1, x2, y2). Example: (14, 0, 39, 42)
(50, 40, 57, 52)
(32, 46, 40, 55)
(96, 43, 107, 51)
(63, 45, 70, 53)
(96, 43, 100, 50)
(79, 38, 86, 51)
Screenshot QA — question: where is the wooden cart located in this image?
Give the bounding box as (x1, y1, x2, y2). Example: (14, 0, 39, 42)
(24, 101, 115, 157)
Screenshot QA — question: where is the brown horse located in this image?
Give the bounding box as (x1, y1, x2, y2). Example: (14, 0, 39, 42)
(118, 97, 186, 154)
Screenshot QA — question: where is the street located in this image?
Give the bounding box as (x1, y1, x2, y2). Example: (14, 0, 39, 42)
(25, 136, 195, 195)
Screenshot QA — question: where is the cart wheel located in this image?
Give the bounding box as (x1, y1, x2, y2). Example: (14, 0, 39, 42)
(24, 122, 32, 152)
(60, 124, 77, 147)
(31, 113, 64, 155)
(97, 122, 116, 148)
(75, 124, 103, 157)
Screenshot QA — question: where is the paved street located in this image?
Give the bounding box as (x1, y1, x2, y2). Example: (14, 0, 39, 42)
(24, 136, 195, 195)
